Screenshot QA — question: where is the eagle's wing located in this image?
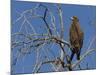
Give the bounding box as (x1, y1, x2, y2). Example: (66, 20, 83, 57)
(69, 24, 77, 48)
(79, 31, 84, 50)
(70, 23, 80, 48)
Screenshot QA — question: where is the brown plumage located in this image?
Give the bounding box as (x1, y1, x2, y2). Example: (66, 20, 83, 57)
(69, 16, 84, 61)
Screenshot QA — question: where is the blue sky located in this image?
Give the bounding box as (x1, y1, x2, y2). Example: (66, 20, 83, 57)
(11, 1, 96, 74)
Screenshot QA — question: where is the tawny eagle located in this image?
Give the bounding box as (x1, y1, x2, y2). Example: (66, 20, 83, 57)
(69, 16, 84, 61)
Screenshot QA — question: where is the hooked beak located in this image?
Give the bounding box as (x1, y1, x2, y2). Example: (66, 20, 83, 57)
(70, 17, 73, 20)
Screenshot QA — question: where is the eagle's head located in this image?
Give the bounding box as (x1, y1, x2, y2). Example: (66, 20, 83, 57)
(71, 16, 79, 22)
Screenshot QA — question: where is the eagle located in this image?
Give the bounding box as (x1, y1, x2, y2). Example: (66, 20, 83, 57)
(69, 16, 84, 61)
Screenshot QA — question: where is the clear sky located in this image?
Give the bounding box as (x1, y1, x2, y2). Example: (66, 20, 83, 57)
(11, 0, 96, 74)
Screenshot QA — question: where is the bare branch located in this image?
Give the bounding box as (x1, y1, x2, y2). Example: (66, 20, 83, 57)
(57, 4, 64, 39)
(42, 8, 52, 36)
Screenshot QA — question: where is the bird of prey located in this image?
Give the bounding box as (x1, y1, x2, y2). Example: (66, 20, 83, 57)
(69, 16, 84, 61)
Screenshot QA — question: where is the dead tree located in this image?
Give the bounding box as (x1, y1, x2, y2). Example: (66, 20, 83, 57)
(11, 3, 96, 74)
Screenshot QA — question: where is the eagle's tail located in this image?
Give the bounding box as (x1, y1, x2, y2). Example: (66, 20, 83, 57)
(71, 50, 80, 61)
